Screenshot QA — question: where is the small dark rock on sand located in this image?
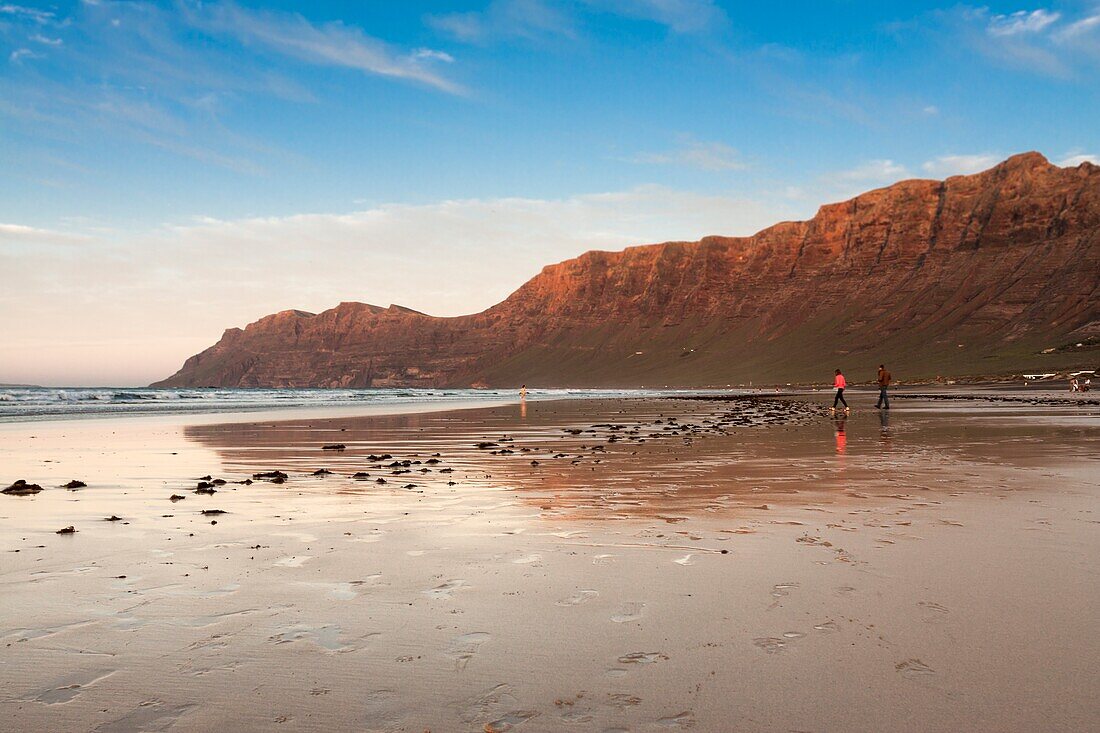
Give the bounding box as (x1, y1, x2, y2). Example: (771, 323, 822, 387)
(253, 471, 288, 481)
(105, 515, 123, 522)
(56, 526, 76, 534)
(313, 469, 333, 476)
(194, 487, 217, 495)
(322, 444, 346, 451)
(3, 480, 44, 496)
(63, 480, 87, 489)
(169, 494, 187, 501)
(200, 509, 227, 516)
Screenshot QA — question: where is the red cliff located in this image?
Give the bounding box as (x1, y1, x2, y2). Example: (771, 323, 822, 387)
(154, 152, 1100, 387)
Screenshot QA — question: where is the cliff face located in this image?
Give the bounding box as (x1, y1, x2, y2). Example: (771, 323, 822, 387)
(155, 152, 1100, 388)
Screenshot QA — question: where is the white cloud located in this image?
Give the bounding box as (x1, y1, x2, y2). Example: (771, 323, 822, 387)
(427, 0, 576, 44)
(196, 3, 463, 94)
(987, 9, 1061, 37)
(411, 48, 455, 63)
(0, 4, 54, 23)
(922, 105, 939, 115)
(0, 188, 800, 386)
(585, 0, 727, 33)
(0, 222, 90, 244)
(835, 159, 909, 182)
(921, 154, 1001, 177)
(629, 139, 746, 171)
(1056, 13, 1100, 40)
(1058, 153, 1099, 166)
(8, 47, 42, 63)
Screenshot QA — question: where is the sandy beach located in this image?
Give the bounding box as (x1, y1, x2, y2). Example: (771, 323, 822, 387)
(1, 392, 1097, 732)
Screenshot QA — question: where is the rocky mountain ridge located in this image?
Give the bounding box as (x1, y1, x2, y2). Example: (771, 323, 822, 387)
(155, 152, 1099, 388)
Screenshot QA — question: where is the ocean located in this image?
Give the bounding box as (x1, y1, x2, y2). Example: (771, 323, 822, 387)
(0, 386, 727, 422)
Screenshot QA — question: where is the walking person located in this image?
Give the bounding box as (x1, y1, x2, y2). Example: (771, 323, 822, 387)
(832, 369, 848, 412)
(876, 364, 892, 409)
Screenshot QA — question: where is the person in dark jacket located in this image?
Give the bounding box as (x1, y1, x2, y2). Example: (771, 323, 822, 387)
(876, 364, 892, 409)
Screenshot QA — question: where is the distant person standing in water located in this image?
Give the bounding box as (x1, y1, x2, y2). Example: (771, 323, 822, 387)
(832, 369, 849, 412)
(876, 364, 892, 409)
(519, 384, 528, 399)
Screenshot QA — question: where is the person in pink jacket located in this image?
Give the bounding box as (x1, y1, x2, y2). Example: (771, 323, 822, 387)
(832, 369, 849, 411)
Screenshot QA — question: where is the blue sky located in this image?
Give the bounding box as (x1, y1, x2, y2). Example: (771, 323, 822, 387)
(2, 1, 1099, 384)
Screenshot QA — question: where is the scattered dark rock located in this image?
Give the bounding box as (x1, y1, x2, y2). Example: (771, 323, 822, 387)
(211, 479, 227, 486)
(200, 509, 227, 515)
(63, 480, 87, 489)
(105, 515, 123, 522)
(196, 481, 214, 490)
(352, 472, 371, 478)
(56, 526, 76, 534)
(253, 471, 288, 481)
(169, 494, 187, 501)
(312, 469, 333, 476)
(194, 487, 217, 495)
(322, 444, 346, 451)
(475, 442, 498, 449)
(271, 477, 286, 484)
(3, 480, 43, 496)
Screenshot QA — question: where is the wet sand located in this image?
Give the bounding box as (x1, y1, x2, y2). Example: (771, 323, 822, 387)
(1, 394, 1098, 732)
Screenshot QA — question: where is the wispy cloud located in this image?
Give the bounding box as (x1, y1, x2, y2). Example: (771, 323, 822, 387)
(0, 222, 90, 244)
(836, 159, 909, 182)
(195, 3, 463, 94)
(1058, 152, 1099, 166)
(584, 0, 727, 34)
(427, 0, 576, 45)
(0, 4, 55, 24)
(932, 6, 1100, 77)
(629, 138, 746, 171)
(8, 47, 41, 63)
(987, 9, 1061, 37)
(920, 154, 1000, 177)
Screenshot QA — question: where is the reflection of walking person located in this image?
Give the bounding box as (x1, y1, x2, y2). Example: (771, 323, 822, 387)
(876, 364, 892, 409)
(832, 369, 848, 412)
(834, 414, 847, 453)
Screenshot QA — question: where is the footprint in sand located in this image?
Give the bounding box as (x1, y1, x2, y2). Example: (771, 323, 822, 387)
(918, 601, 949, 621)
(771, 582, 798, 598)
(610, 602, 645, 623)
(896, 658, 936, 679)
(93, 702, 196, 733)
(274, 556, 312, 568)
(556, 589, 599, 607)
(607, 693, 642, 709)
(445, 631, 491, 671)
(813, 621, 840, 633)
(484, 710, 538, 732)
(30, 669, 117, 704)
(657, 711, 696, 729)
(753, 637, 789, 653)
(270, 624, 352, 652)
(423, 579, 469, 599)
(617, 651, 668, 665)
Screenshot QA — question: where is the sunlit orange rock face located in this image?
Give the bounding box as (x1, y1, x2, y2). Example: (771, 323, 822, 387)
(155, 153, 1099, 388)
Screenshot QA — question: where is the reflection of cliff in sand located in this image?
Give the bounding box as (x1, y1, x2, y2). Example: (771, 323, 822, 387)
(177, 396, 1075, 522)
